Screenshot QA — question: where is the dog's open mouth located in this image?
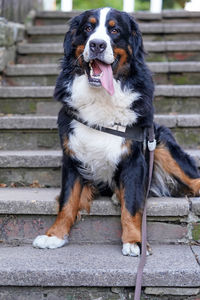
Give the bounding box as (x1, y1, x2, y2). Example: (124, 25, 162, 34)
(87, 59, 114, 96)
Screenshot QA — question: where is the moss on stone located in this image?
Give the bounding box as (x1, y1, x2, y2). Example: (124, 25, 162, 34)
(192, 223, 200, 241)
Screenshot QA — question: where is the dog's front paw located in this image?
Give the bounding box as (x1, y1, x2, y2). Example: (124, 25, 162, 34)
(122, 243, 140, 256)
(111, 193, 120, 206)
(122, 243, 150, 257)
(33, 235, 68, 249)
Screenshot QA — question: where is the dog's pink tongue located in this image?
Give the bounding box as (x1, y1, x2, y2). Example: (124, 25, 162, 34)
(93, 60, 114, 96)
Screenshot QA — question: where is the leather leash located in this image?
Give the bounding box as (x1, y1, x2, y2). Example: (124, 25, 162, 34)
(134, 125, 156, 300)
(65, 107, 156, 299)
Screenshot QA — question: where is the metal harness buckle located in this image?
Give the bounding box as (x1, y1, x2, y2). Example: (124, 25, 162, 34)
(148, 139, 156, 152)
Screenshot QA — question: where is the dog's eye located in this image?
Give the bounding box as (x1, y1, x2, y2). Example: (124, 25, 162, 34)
(111, 28, 119, 34)
(85, 25, 93, 33)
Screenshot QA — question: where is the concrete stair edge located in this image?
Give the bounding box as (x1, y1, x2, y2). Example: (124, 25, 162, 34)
(0, 187, 195, 217)
(0, 244, 199, 287)
(1, 85, 200, 98)
(26, 23, 200, 35)
(17, 41, 200, 54)
(0, 149, 199, 168)
(1, 114, 200, 129)
(5, 62, 200, 76)
(34, 9, 200, 20)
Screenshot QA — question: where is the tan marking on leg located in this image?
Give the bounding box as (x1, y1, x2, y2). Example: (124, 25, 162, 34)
(46, 180, 82, 239)
(155, 145, 200, 196)
(115, 188, 121, 202)
(119, 187, 142, 243)
(189, 178, 200, 195)
(79, 185, 95, 214)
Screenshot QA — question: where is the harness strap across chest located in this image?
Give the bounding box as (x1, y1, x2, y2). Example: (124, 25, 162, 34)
(65, 106, 156, 300)
(65, 106, 146, 142)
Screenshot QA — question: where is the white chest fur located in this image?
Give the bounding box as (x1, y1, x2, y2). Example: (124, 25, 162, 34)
(70, 75, 140, 127)
(68, 75, 140, 184)
(69, 121, 128, 184)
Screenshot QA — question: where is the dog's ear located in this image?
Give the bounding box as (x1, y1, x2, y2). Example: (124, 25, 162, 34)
(128, 15, 144, 64)
(63, 16, 80, 57)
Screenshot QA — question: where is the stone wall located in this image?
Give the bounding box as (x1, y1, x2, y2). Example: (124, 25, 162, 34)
(0, 286, 199, 300)
(0, 0, 42, 23)
(0, 17, 24, 72)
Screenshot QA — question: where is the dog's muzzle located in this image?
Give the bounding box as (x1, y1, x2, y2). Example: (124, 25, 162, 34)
(89, 39, 107, 60)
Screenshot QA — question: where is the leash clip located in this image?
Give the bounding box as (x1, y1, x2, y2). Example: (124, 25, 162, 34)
(148, 139, 156, 151)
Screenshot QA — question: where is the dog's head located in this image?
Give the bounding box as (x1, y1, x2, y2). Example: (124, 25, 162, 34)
(63, 7, 144, 96)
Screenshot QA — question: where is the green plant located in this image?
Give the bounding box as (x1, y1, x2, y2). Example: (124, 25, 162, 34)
(55, 0, 191, 11)
(73, 0, 123, 10)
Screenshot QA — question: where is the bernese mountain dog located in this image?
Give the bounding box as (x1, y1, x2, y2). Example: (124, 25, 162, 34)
(33, 7, 200, 256)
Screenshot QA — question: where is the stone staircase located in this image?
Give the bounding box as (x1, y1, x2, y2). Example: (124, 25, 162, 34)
(0, 10, 200, 299)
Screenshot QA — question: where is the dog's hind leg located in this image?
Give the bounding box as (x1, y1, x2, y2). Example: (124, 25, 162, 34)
(33, 155, 94, 249)
(154, 125, 200, 196)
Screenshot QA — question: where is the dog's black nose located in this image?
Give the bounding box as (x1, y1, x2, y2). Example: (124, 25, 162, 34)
(89, 39, 107, 54)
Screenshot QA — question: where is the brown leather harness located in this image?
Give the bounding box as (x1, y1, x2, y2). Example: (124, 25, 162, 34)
(65, 107, 156, 299)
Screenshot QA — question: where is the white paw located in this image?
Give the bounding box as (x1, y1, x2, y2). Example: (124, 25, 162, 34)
(122, 243, 150, 256)
(33, 235, 68, 249)
(122, 243, 140, 256)
(111, 193, 120, 206)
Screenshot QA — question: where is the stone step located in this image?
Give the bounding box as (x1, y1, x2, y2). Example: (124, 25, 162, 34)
(0, 114, 200, 150)
(16, 41, 200, 64)
(0, 85, 199, 115)
(27, 23, 200, 43)
(0, 188, 199, 245)
(0, 244, 199, 299)
(0, 149, 199, 187)
(4, 62, 200, 86)
(4, 63, 59, 86)
(34, 9, 200, 25)
(0, 115, 59, 150)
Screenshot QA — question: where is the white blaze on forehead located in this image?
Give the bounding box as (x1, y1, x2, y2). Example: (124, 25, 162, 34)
(91, 7, 111, 45)
(83, 7, 114, 64)
(97, 7, 111, 34)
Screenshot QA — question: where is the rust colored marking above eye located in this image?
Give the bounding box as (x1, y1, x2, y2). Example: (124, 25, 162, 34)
(89, 17, 97, 24)
(109, 20, 116, 27)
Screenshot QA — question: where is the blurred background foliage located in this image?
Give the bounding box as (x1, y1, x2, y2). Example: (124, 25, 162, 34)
(56, 0, 190, 11)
